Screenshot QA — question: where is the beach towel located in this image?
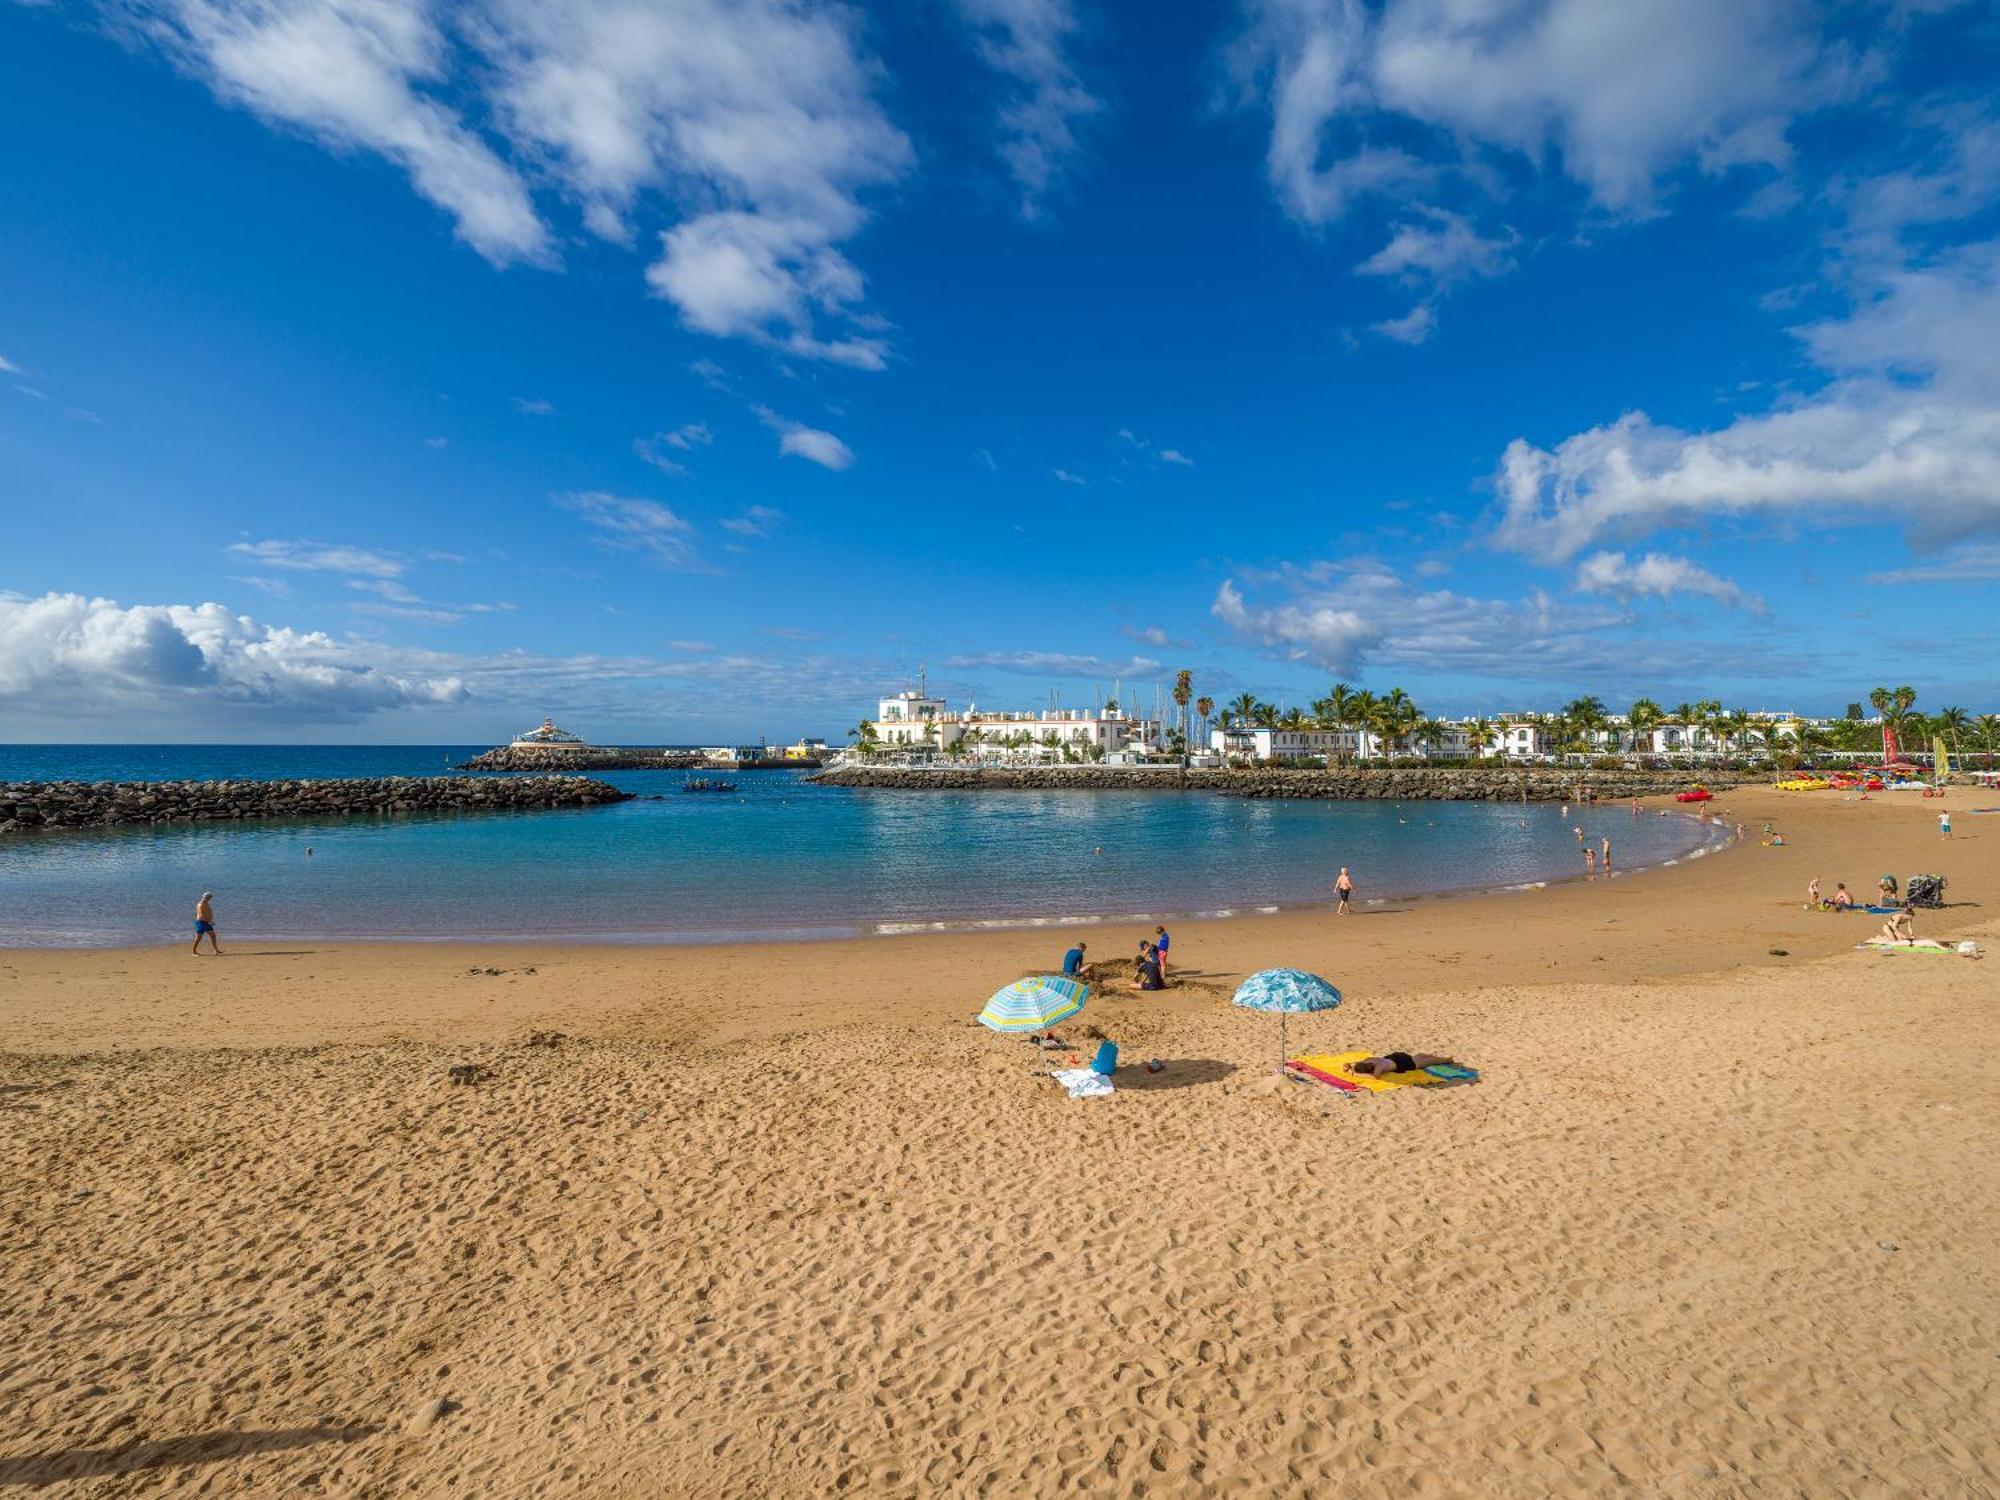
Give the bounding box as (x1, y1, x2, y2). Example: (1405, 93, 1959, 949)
(1051, 1067, 1114, 1100)
(1856, 939, 1959, 956)
(1283, 1050, 1479, 1093)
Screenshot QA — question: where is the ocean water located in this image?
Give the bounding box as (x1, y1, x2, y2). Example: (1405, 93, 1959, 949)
(0, 746, 1728, 946)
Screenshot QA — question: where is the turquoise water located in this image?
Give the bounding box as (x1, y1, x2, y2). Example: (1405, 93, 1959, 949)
(0, 747, 1726, 946)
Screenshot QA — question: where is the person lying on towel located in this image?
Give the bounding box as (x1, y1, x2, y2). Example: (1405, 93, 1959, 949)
(1350, 1051, 1457, 1077)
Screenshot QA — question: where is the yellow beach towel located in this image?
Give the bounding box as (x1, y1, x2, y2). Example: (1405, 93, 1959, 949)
(1289, 1050, 1447, 1092)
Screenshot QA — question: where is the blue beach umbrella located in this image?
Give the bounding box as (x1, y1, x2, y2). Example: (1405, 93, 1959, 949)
(979, 975, 1088, 1035)
(1232, 968, 1342, 1063)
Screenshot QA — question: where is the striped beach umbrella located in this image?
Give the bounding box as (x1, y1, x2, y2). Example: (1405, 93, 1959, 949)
(1232, 968, 1342, 1064)
(978, 975, 1088, 1034)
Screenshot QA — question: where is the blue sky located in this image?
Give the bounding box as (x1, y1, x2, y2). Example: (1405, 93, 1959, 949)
(3, 0, 1998, 743)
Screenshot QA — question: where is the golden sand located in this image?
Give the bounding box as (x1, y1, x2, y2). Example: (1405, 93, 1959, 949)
(2, 787, 1996, 1496)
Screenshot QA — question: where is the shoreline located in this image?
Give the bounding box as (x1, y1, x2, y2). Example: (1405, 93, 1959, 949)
(0, 787, 1953, 1054)
(0, 799, 1734, 953)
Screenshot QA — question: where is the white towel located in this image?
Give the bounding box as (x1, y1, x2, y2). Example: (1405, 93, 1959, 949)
(1052, 1067, 1114, 1100)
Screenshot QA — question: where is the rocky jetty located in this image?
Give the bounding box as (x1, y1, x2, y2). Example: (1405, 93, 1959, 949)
(0, 775, 632, 834)
(459, 746, 707, 772)
(811, 765, 1737, 801)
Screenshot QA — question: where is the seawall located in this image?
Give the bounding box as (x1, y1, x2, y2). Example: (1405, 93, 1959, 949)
(810, 765, 1736, 801)
(0, 776, 632, 833)
(458, 747, 817, 772)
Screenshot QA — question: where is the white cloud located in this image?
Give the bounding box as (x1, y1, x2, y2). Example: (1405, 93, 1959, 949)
(720, 505, 784, 538)
(669, 639, 715, 653)
(1211, 559, 1789, 686)
(660, 422, 712, 450)
(555, 491, 706, 570)
(0, 591, 467, 723)
(1052, 467, 1085, 484)
(0, 353, 17, 373)
(754, 406, 854, 470)
(1371, 302, 1437, 344)
(1496, 238, 2000, 561)
(1573, 551, 1756, 609)
(951, 0, 1099, 215)
(947, 650, 1163, 679)
(424, 435, 449, 448)
(120, 0, 911, 365)
(1230, 0, 1854, 228)
(1158, 449, 1195, 467)
(1357, 208, 1516, 284)
(125, 0, 551, 266)
(226, 539, 404, 578)
(1866, 540, 2000, 585)
(1121, 624, 1188, 649)
(513, 396, 555, 415)
(345, 578, 422, 604)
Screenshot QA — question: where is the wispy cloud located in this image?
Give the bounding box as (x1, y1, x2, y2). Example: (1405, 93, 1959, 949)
(1866, 541, 2000, 585)
(1052, 467, 1085, 485)
(555, 492, 707, 571)
(754, 406, 855, 471)
(947, 650, 1163, 678)
(227, 539, 404, 578)
(513, 396, 555, 416)
(1158, 448, 1194, 466)
(950, 0, 1100, 216)
(1573, 551, 1760, 610)
(721, 505, 784, 538)
(1121, 624, 1189, 649)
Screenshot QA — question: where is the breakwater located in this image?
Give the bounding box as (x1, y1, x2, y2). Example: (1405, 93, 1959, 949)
(458, 747, 816, 772)
(812, 765, 1736, 801)
(0, 776, 631, 833)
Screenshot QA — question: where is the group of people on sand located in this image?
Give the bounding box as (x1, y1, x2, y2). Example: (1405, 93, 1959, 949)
(1063, 925, 1175, 993)
(1806, 874, 1923, 942)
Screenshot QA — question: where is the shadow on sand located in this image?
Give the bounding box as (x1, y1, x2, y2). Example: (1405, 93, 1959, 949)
(0, 1423, 378, 1487)
(1115, 1058, 1236, 1091)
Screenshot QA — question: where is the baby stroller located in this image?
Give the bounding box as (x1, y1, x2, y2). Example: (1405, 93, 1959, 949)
(1904, 873, 1948, 909)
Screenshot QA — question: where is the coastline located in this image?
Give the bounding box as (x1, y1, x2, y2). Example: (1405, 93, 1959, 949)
(4, 784, 1994, 1497)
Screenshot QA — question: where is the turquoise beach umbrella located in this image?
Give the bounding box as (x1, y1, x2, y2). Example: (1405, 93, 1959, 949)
(978, 975, 1088, 1034)
(1232, 968, 1342, 1063)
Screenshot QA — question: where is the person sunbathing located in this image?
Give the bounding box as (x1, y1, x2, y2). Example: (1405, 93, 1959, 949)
(1878, 906, 1917, 944)
(1830, 882, 1854, 909)
(1349, 1050, 1455, 1076)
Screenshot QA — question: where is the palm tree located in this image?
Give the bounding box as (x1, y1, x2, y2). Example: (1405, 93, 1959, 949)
(1172, 669, 1194, 755)
(1627, 698, 1663, 759)
(1348, 689, 1380, 759)
(1976, 713, 2000, 769)
(1228, 691, 1258, 725)
(1467, 716, 1499, 760)
(1103, 697, 1120, 716)
(850, 719, 878, 753)
(1252, 701, 1280, 729)
(1279, 706, 1306, 730)
(1323, 682, 1358, 763)
(1414, 716, 1450, 759)
(1194, 696, 1214, 752)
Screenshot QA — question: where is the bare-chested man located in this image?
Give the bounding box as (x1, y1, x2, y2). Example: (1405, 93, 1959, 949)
(191, 891, 221, 955)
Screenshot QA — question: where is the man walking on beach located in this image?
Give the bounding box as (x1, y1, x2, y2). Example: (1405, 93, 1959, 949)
(191, 891, 220, 955)
(1335, 867, 1354, 915)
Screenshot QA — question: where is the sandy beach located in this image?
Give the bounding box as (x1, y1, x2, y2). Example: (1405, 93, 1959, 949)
(3, 785, 1997, 1497)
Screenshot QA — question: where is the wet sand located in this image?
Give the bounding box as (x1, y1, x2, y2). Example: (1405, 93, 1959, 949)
(2, 786, 1996, 1496)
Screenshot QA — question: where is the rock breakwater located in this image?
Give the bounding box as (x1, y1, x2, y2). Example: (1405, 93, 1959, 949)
(0, 776, 631, 834)
(459, 747, 706, 772)
(811, 765, 1736, 801)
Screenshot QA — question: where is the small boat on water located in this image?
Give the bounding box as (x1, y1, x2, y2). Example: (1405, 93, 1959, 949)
(681, 777, 739, 794)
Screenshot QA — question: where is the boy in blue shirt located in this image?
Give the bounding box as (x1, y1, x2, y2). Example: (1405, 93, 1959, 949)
(1062, 942, 1087, 977)
(1153, 926, 1171, 982)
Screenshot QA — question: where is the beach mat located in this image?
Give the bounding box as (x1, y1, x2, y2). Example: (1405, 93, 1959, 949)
(1284, 1051, 1479, 1093)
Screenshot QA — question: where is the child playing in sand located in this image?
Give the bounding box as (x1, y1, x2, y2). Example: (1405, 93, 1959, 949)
(1832, 883, 1854, 909)
(1807, 877, 1821, 909)
(1130, 942, 1164, 993)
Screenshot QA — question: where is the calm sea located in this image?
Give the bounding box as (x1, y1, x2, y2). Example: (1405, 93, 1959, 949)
(0, 746, 1727, 946)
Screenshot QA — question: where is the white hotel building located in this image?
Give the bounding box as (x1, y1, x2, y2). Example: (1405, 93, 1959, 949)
(871, 690, 1164, 759)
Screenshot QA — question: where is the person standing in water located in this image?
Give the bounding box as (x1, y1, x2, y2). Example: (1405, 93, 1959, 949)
(191, 891, 221, 955)
(1601, 835, 1612, 871)
(1334, 867, 1355, 915)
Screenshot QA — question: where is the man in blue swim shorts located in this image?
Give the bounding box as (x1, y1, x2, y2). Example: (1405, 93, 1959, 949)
(191, 890, 221, 955)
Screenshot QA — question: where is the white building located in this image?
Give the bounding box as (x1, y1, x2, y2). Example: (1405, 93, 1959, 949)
(864, 688, 1164, 760)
